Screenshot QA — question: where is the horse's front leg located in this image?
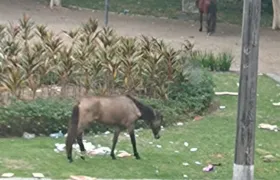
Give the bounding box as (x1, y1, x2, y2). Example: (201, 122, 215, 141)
(128, 125, 140, 160)
(199, 12, 203, 32)
(110, 127, 121, 160)
(77, 133, 86, 160)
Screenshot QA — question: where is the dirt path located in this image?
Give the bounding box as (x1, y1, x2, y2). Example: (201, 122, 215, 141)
(1, 0, 280, 74)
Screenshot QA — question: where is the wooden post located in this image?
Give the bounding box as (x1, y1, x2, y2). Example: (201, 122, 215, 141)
(233, 0, 261, 180)
(104, 0, 110, 26)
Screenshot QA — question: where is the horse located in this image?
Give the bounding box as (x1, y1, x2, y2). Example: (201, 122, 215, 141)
(196, 0, 217, 35)
(65, 94, 164, 163)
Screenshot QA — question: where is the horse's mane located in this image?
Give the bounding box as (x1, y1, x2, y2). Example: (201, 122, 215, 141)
(126, 94, 155, 121)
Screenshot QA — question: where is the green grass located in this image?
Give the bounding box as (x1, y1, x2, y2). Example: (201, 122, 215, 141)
(1, 72, 280, 179)
(59, 0, 273, 27)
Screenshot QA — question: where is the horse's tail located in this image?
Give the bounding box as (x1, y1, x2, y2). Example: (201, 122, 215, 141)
(65, 103, 80, 162)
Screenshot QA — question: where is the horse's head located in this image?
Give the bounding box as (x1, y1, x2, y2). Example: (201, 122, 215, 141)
(150, 110, 163, 139)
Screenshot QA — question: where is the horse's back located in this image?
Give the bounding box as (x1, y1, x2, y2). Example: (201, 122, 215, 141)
(78, 95, 141, 127)
(198, 0, 215, 13)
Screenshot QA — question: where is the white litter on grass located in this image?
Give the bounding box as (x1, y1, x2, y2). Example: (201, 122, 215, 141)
(190, 148, 198, 152)
(156, 145, 162, 148)
(54, 140, 112, 156)
(116, 150, 132, 158)
(183, 174, 188, 178)
(175, 150, 180, 153)
(177, 122, 184, 126)
(149, 142, 153, 145)
(124, 133, 129, 137)
(182, 162, 189, 166)
(32, 173, 45, 178)
(272, 102, 280, 106)
(258, 123, 279, 132)
(184, 142, 189, 147)
(219, 106, 226, 109)
(215, 91, 238, 96)
(195, 161, 201, 165)
(169, 141, 174, 144)
(104, 131, 110, 135)
(1, 173, 14, 178)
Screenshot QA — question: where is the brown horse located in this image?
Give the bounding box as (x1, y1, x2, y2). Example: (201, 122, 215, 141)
(196, 0, 217, 35)
(65, 94, 163, 163)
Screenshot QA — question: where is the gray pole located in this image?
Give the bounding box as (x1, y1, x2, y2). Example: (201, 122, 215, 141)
(232, 0, 261, 180)
(105, 0, 110, 26)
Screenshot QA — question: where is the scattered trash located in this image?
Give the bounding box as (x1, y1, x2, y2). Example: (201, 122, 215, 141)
(236, 83, 239, 87)
(219, 106, 226, 109)
(190, 148, 198, 152)
(54, 143, 66, 152)
(49, 130, 64, 138)
(149, 142, 153, 145)
(194, 116, 203, 121)
(53, 140, 112, 156)
(123, 9, 130, 15)
(88, 146, 111, 156)
(156, 145, 162, 148)
(23, 132, 35, 139)
(124, 133, 129, 137)
(262, 154, 280, 162)
(182, 162, 189, 166)
(258, 123, 279, 132)
(256, 148, 271, 156)
(272, 102, 280, 106)
(203, 164, 214, 172)
(175, 150, 180, 153)
(183, 174, 188, 178)
(64, 133, 68, 137)
(169, 141, 174, 144)
(176, 122, 184, 126)
(203, 163, 222, 172)
(215, 91, 238, 96)
(32, 173, 45, 178)
(70, 175, 97, 180)
(1, 173, 14, 178)
(117, 151, 132, 158)
(155, 170, 159, 174)
(184, 142, 189, 147)
(104, 131, 110, 135)
(195, 161, 202, 165)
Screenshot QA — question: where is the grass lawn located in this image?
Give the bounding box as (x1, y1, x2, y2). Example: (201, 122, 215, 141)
(0, 72, 280, 179)
(60, 0, 273, 27)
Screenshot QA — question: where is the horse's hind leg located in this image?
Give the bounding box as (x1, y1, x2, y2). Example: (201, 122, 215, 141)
(128, 125, 140, 160)
(77, 133, 86, 160)
(199, 12, 203, 32)
(110, 127, 121, 160)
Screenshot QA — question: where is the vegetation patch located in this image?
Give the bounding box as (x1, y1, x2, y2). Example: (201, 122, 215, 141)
(0, 73, 280, 179)
(0, 15, 226, 137)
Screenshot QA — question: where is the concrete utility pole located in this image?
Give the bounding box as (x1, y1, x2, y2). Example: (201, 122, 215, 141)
(233, 0, 262, 180)
(104, 0, 110, 26)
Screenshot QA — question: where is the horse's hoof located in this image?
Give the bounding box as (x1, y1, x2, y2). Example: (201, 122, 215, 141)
(81, 156, 85, 160)
(68, 159, 73, 163)
(135, 154, 141, 160)
(199, 28, 202, 32)
(111, 154, 117, 160)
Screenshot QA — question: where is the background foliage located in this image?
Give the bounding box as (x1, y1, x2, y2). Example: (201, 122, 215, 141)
(0, 15, 232, 136)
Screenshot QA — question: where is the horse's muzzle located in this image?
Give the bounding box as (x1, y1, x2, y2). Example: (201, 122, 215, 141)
(154, 134, 160, 139)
